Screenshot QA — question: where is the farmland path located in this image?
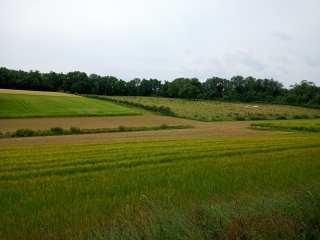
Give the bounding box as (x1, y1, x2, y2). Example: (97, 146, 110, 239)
(0, 115, 286, 146)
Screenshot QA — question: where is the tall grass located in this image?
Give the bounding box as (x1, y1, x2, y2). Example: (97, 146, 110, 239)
(0, 133, 319, 239)
(98, 188, 320, 239)
(105, 96, 320, 121)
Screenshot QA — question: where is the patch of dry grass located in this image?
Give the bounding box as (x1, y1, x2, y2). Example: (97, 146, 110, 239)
(107, 96, 320, 121)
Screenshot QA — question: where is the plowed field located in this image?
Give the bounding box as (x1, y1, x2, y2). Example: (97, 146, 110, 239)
(0, 115, 286, 146)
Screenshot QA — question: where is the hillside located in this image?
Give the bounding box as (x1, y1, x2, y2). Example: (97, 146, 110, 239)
(0, 89, 149, 118)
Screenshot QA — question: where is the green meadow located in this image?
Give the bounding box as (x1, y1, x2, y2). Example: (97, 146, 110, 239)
(0, 92, 149, 118)
(1, 133, 320, 239)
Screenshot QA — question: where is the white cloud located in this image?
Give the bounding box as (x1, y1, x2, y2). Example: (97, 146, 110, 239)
(273, 31, 292, 41)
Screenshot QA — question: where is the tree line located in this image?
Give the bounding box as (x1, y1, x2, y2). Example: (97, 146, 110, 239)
(0, 67, 319, 108)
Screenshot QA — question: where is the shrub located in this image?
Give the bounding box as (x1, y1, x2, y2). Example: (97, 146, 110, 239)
(70, 127, 81, 134)
(118, 126, 125, 132)
(160, 124, 168, 129)
(276, 116, 286, 120)
(12, 129, 35, 137)
(235, 116, 245, 121)
(301, 114, 310, 119)
(248, 115, 266, 120)
(293, 115, 302, 119)
(50, 127, 63, 135)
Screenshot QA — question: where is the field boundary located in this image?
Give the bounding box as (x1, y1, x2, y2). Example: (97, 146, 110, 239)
(1, 125, 192, 138)
(0, 116, 290, 146)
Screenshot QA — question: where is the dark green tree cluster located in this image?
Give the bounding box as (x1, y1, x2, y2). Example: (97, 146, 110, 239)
(0, 67, 319, 108)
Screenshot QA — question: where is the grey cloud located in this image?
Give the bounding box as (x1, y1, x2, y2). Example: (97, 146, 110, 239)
(302, 55, 320, 68)
(292, 51, 320, 68)
(277, 67, 291, 75)
(277, 56, 293, 65)
(226, 51, 268, 72)
(273, 30, 292, 41)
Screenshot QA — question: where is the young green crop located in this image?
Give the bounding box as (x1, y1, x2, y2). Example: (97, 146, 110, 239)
(0, 93, 149, 118)
(0, 133, 319, 239)
(250, 119, 320, 132)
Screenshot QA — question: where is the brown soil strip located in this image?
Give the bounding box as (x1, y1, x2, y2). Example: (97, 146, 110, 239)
(0, 115, 192, 133)
(0, 115, 287, 147)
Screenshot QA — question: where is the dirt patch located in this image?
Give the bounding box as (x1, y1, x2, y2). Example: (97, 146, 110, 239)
(0, 115, 193, 133)
(0, 115, 287, 146)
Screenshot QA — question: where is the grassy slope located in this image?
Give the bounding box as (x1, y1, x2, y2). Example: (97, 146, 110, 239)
(107, 96, 320, 121)
(0, 133, 319, 239)
(0, 92, 149, 118)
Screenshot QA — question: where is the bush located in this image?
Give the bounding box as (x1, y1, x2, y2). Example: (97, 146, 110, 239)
(293, 115, 302, 119)
(160, 124, 168, 129)
(50, 127, 63, 135)
(12, 129, 35, 137)
(235, 116, 245, 121)
(118, 126, 125, 132)
(70, 127, 81, 134)
(248, 115, 266, 120)
(301, 114, 310, 119)
(276, 116, 287, 120)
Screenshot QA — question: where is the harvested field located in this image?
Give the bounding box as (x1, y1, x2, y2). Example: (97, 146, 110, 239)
(0, 115, 189, 132)
(0, 115, 287, 146)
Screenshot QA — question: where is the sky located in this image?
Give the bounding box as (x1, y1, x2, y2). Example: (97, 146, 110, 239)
(1, 0, 320, 87)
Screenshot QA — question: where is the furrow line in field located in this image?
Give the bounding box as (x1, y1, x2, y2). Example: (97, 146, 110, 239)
(1, 144, 319, 182)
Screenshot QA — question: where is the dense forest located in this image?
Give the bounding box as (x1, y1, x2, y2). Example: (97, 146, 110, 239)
(0, 67, 319, 108)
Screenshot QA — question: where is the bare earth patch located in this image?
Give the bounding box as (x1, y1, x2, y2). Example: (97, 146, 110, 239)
(0, 115, 287, 146)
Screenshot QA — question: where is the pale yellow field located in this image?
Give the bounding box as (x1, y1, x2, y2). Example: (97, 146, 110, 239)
(108, 96, 320, 121)
(0, 88, 80, 97)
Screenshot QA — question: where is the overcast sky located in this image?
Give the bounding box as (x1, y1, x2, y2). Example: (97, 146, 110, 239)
(1, 0, 319, 87)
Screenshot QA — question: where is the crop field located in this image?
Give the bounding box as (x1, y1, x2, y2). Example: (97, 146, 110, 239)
(1, 90, 320, 239)
(250, 119, 320, 132)
(0, 89, 149, 118)
(106, 96, 320, 121)
(0, 89, 82, 97)
(0, 119, 285, 147)
(1, 133, 320, 239)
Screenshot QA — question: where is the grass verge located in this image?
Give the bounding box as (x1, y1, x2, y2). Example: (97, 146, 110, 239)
(0, 124, 191, 138)
(250, 120, 320, 132)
